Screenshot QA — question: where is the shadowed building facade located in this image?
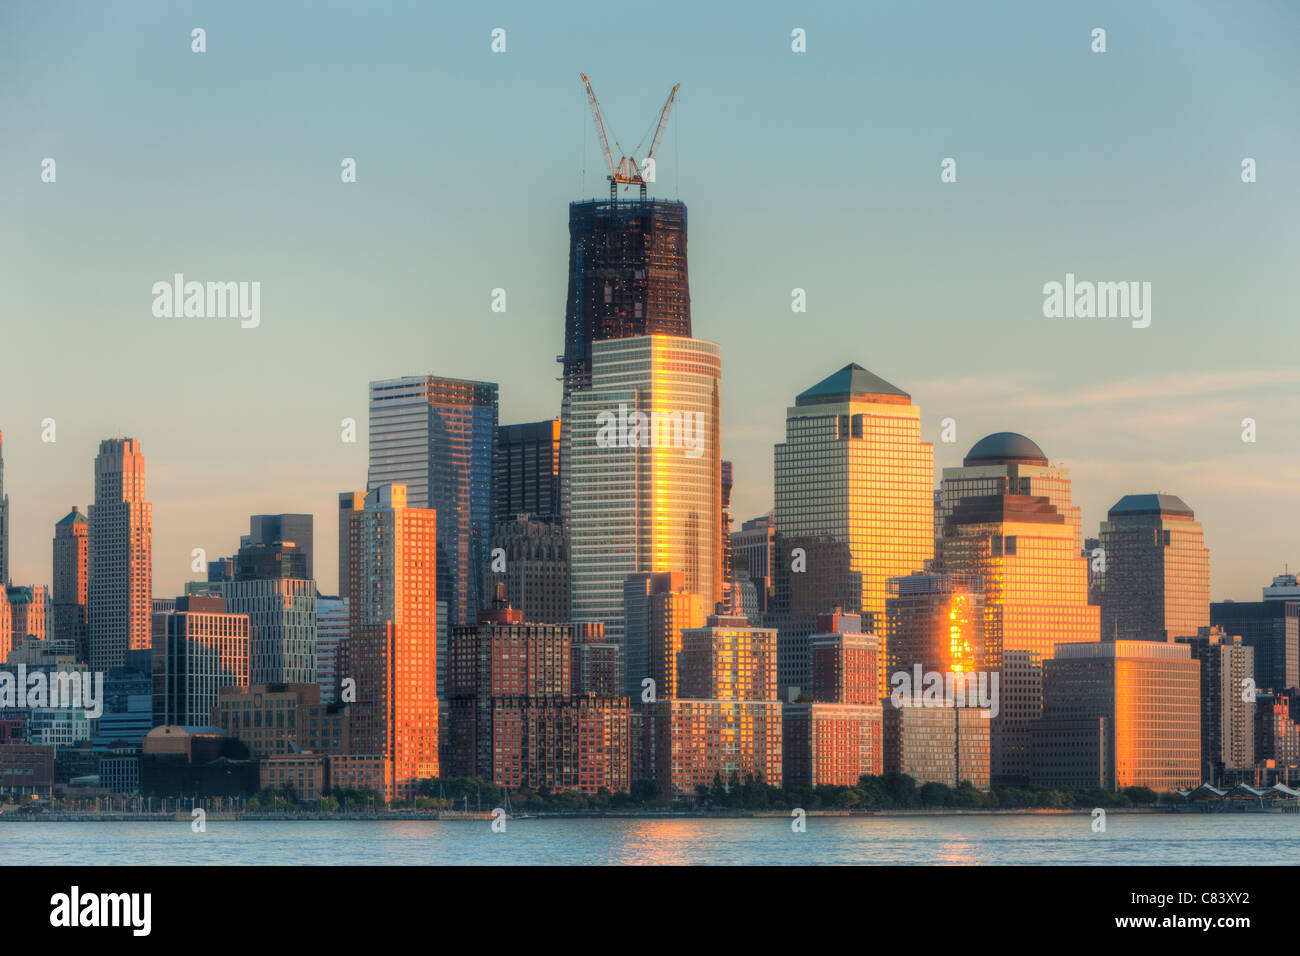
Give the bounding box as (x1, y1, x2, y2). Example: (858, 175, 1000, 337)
(1099, 494, 1209, 642)
(446, 600, 629, 793)
(368, 376, 497, 628)
(1178, 627, 1255, 784)
(52, 507, 89, 661)
(1210, 599, 1298, 695)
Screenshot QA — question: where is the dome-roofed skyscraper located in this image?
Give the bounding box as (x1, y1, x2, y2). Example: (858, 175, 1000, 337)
(1099, 493, 1209, 642)
(933, 432, 1098, 785)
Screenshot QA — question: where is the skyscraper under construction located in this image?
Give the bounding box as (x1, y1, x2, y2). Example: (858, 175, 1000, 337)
(560, 198, 691, 395)
(560, 76, 692, 522)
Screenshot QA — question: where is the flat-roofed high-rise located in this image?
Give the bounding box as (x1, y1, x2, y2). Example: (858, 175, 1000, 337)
(347, 483, 439, 799)
(569, 336, 721, 645)
(368, 376, 497, 627)
(89, 438, 153, 671)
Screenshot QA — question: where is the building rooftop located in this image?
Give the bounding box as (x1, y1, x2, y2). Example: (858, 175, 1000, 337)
(963, 432, 1048, 467)
(796, 363, 910, 406)
(55, 506, 87, 527)
(1108, 493, 1194, 518)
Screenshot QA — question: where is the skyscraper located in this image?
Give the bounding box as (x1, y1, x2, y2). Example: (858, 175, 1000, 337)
(368, 376, 497, 627)
(559, 198, 692, 523)
(315, 595, 348, 704)
(885, 572, 987, 678)
(1099, 494, 1209, 642)
(88, 438, 153, 671)
(569, 335, 721, 645)
(937, 431, 1084, 552)
(731, 511, 775, 615)
(347, 483, 439, 799)
(561, 200, 691, 395)
(770, 364, 934, 699)
(935, 432, 1099, 784)
(52, 507, 89, 661)
(621, 571, 708, 703)
(337, 492, 363, 601)
(784, 611, 885, 787)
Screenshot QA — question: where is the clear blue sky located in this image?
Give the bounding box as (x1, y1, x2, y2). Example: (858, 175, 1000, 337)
(2, 0, 1298, 599)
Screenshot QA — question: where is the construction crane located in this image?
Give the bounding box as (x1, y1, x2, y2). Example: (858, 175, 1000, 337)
(581, 73, 679, 202)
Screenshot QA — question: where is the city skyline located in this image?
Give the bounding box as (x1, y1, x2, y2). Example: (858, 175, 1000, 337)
(2, 3, 1298, 603)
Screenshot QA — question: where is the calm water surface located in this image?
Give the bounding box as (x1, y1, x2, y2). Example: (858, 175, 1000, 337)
(2, 815, 1298, 864)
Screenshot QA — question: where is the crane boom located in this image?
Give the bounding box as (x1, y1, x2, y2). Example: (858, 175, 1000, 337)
(646, 83, 679, 163)
(580, 73, 679, 201)
(580, 72, 617, 179)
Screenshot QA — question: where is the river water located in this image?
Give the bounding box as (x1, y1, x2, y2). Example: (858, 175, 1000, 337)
(2, 813, 1297, 864)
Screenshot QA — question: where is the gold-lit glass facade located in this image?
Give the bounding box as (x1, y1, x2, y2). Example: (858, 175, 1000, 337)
(772, 366, 934, 699)
(570, 336, 722, 644)
(937, 451, 1100, 784)
(1041, 641, 1201, 791)
(885, 573, 986, 678)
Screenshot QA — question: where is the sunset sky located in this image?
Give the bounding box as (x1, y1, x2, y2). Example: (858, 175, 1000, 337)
(2, 0, 1298, 599)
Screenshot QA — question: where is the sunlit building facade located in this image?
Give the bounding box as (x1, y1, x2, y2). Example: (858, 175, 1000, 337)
(784, 704, 883, 788)
(88, 438, 153, 671)
(785, 610, 884, 786)
(629, 572, 708, 703)
(937, 432, 1084, 552)
(648, 611, 783, 797)
(570, 336, 722, 646)
(1099, 494, 1209, 642)
(347, 483, 439, 800)
(935, 433, 1099, 785)
(885, 572, 986, 678)
(771, 364, 933, 701)
(809, 611, 877, 706)
(1036, 639, 1201, 792)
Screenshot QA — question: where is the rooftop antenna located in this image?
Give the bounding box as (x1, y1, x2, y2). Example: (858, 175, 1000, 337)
(581, 73, 680, 202)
